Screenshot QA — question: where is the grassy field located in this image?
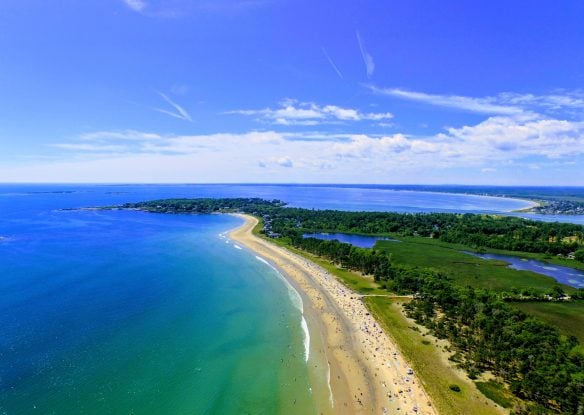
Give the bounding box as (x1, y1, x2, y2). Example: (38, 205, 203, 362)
(366, 297, 505, 415)
(512, 301, 584, 343)
(475, 381, 517, 409)
(375, 237, 579, 293)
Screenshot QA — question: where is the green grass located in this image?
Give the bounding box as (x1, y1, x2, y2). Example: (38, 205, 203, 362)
(512, 301, 584, 343)
(375, 237, 578, 293)
(366, 297, 504, 415)
(475, 381, 515, 409)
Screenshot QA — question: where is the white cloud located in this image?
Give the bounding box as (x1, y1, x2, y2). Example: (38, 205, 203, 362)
(230, 99, 393, 125)
(497, 91, 584, 113)
(368, 86, 584, 118)
(51, 143, 127, 152)
(54, 130, 286, 155)
(123, 0, 146, 12)
(54, 114, 584, 165)
(368, 86, 522, 115)
(79, 130, 163, 141)
(356, 31, 375, 78)
(17, 105, 584, 184)
(441, 114, 584, 159)
(333, 114, 584, 165)
(275, 156, 293, 168)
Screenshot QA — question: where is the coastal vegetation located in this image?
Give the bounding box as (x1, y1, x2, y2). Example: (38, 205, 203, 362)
(121, 198, 584, 414)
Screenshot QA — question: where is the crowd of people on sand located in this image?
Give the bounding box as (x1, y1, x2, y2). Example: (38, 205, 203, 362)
(295, 255, 436, 415)
(231, 217, 436, 415)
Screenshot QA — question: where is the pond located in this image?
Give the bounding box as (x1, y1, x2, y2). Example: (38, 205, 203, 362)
(463, 252, 584, 289)
(302, 232, 400, 249)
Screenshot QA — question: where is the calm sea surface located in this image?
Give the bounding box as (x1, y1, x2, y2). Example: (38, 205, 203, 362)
(303, 233, 400, 248)
(0, 184, 582, 414)
(463, 252, 584, 289)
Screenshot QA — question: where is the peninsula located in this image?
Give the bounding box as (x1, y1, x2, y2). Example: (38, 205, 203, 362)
(118, 198, 584, 414)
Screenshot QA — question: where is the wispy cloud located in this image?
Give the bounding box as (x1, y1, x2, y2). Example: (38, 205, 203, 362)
(497, 91, 584, 114)
(367, 86, 584, 118)
(368, 86, 522, 115)
(121, 0, 270, 18)
(79, 130, 163, 141)
(356, 31, 375, 78)
(321, 47, 343, 79)
(123, 0, 147, 12)
(51, 143, 128, 152)
(229, 99, 392, 125)
(155, 92, 193, 122)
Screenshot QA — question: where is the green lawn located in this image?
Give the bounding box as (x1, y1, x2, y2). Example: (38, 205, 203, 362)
(475, 381, 515, 409)
(512, 301, 584, 343)
(375, 238, 578, 293)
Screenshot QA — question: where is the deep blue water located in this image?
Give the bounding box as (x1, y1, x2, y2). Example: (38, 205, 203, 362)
(2, 183, 581, 223)
(0, 183, 534, 213)
(0, 188, 321, 415)
(303, 233, 400, 248)
(464, 252, 584, 288)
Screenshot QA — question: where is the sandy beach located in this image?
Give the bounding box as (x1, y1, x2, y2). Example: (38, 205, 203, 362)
(229, 214, 437, 415)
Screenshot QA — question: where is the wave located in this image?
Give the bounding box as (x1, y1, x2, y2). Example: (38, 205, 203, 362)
(301, 316, 310, 362)
(254, 255, 309, 361)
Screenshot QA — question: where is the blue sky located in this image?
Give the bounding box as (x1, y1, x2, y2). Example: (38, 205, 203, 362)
(1, 0, 583, 184)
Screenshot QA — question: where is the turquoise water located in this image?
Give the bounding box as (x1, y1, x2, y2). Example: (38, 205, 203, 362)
(0, 184, 581, 414)
(0, 205, 318, 414)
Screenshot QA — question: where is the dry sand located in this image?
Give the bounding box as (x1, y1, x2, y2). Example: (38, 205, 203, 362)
(229, 214, 438, 415)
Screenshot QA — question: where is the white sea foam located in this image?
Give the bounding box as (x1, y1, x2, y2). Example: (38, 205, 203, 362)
(255, 255, 269, 265)
(233, 244, 242, 250)
(301, 316, 310, 362)
(326, 359, 334, 407)
(254, 255, 309, 361)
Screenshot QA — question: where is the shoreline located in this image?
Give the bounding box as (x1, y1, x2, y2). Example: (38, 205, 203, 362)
(229, 213, 437, 415)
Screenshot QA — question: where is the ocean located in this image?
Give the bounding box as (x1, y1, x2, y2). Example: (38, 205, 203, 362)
(0, 184, 582, 414)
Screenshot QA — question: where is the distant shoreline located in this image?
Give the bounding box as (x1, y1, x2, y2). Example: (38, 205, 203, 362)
(228, 214, 437, 415)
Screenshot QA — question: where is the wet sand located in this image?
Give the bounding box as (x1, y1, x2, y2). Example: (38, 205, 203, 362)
(229, 214, 437, 415)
